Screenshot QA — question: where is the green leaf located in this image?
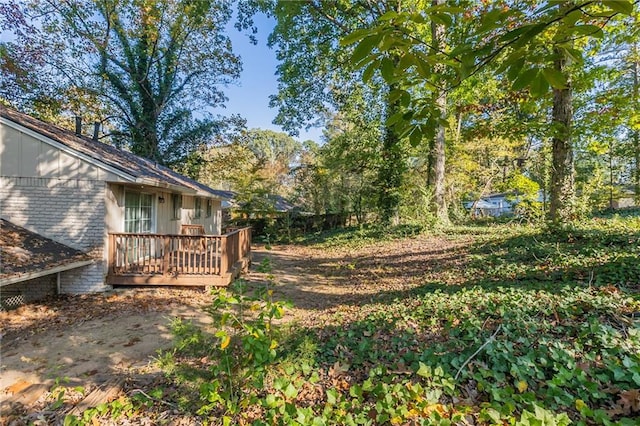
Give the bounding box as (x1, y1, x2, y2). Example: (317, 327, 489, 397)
(397, 53, 415, 72)
(380, 57, 395, 82)
(417, 362, 432, 378)
(603, 0, 633, 14)
(378, 10, 398, 21)
(409, 126, 422, 147)
(541, 68, 567, 89)
(506, 57, 526, 81)
(351, 35, 381, 64)
(388, 89, 407, 104)
(284, 383, 298, 399)
(431, 13, 452, 27)
(326, 388, 338, 405)
(387, 111, 405, 126)
(362, 59, 380, 83)
(498, 24, 535, 43)
(570, 24, 604, 38)
(529, 73, 549, 98)
(511, 68, 539, 91)
(410, 13, 426, 24)
(265, 394, 278, 408)
(340, 29, 372, 47)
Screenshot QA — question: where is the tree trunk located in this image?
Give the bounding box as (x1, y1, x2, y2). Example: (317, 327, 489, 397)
(549, 46, 575, 223)
(429, 0, 449, 224)
(377, 97, 404, 224)
(632, 44, 640, 203)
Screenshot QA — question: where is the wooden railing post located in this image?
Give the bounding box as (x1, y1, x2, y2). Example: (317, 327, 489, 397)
(220, 235, 228, 275)
(109, 234, 116, 273)
(163, 235, 170, 276)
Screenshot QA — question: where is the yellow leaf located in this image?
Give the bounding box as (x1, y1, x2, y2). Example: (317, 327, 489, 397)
(220, 334, 231, 350)
(269, 339, 278, 350)
(517, 380, 528, 393)
(390, 416, 403, 425)
(575, 399, 586, 411)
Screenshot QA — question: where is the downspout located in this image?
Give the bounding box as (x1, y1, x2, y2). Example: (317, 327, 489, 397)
(56, 272, 61, 294)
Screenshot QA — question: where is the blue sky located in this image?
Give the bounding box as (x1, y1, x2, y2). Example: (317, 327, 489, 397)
(214, 13, 324, 143)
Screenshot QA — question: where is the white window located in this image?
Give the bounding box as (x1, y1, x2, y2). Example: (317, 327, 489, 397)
(124, 191, 154, 233)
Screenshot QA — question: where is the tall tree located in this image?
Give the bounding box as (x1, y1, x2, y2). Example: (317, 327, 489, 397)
(199, 128, 302, 208)
(429, 0, 448, 223)
(256, 0, 416, 224)
(344, 0, 636, 222)
(7, 0, 242, 166)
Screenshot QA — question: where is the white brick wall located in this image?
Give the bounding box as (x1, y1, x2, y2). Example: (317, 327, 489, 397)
(0, 177, 108, 294)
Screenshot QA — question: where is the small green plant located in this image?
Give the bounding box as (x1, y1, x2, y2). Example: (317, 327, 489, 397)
(197, 261, 291, 423)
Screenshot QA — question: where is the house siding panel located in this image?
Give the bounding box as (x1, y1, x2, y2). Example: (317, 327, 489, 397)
(38, 143, 59, 177)
(59, 150, 78, 178)
(1, 125, 21, 176)
(0, 177, 107, 294)
(156, 190, 178, 234)
(20, 132, 40, 177)
(105, 184, 124, 233)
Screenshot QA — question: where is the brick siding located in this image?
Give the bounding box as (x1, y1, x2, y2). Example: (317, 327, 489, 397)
(0, 177, 108, 294)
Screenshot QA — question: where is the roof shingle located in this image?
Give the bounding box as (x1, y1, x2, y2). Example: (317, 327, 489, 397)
(0, 219, 92, 282)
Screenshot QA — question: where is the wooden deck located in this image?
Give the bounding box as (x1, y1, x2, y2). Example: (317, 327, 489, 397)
(106, 227, 251, 286)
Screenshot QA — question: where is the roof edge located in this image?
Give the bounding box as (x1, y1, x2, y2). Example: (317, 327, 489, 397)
(135, 177, 197, 195)
(0, 259, 95, 287)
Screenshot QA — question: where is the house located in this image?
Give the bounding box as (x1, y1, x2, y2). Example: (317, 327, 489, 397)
(464, 193, 517, 217)
(464, 191, 547, 218)
(0, 105, 251, 306)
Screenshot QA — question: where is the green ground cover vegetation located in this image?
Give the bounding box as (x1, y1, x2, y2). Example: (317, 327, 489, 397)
(64, 214, 640, 425)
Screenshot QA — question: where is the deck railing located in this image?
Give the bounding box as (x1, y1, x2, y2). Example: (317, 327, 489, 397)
(108, 227, 251, 280)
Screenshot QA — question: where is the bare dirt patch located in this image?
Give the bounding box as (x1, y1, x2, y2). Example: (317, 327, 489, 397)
(246, 235, 471, 328)
(0, 235, 471, 422)
(0, 288, 213, 418)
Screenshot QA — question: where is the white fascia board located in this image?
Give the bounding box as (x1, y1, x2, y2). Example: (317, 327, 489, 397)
(1, 117, 136, 182)
(0, 260, 94, 287)
(196, 190, 226, 200)
(135, 177, 197, 194)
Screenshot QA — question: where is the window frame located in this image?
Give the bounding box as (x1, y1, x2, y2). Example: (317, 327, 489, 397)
(172, 193, 182, 221)
(124, 190, 155, 234)
(195, 197, 202, 219)
(206, 199, 212, 218)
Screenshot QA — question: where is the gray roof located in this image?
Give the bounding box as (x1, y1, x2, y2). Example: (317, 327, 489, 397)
(1, 218, 93, 285)
(0, 105, 229, 200)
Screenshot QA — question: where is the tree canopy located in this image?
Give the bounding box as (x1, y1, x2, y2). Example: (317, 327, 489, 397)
(1, 0, 242, 166)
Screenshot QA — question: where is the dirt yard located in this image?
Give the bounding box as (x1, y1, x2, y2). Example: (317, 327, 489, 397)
(0, 237, 469, 422)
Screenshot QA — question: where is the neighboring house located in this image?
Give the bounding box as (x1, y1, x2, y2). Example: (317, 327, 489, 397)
(465, 191, 547, 217)
(465, 193, 517, 217)
(611, 187, 637, 209)
(221, 192, 300, 220)
(0, 105, 250, 305)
